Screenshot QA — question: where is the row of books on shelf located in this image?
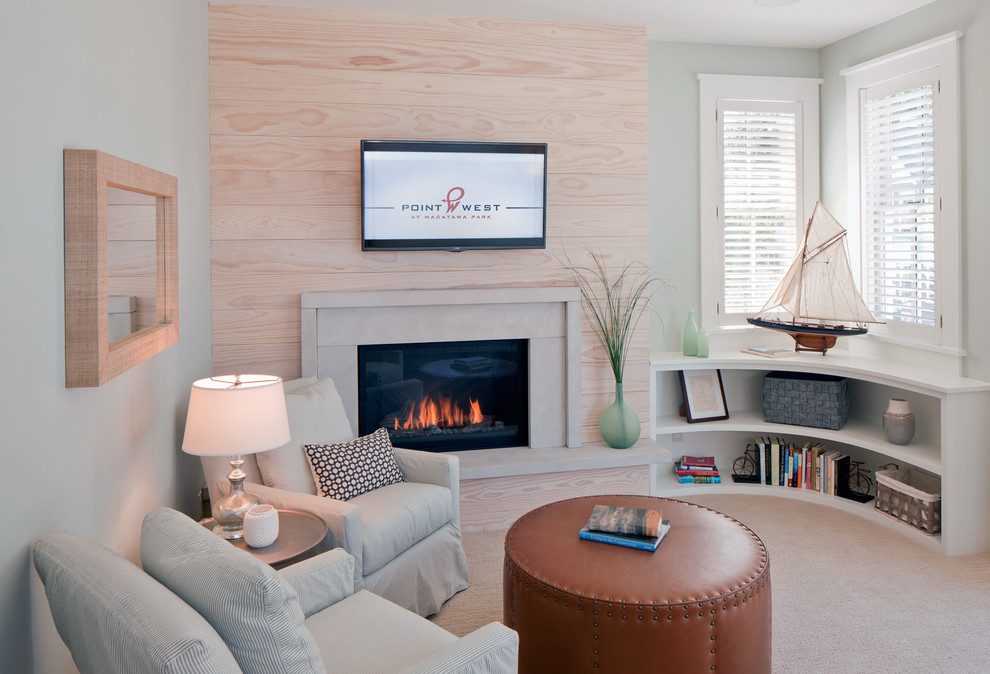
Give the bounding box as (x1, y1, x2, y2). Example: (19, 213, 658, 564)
(674, 455, 722, 484)
(735, 437, 854, 497)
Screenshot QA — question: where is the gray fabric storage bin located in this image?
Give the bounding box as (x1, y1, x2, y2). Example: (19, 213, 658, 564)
(762, 371, 849, 430)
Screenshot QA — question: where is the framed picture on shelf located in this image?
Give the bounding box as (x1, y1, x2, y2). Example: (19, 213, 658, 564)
(678, 369, 729, 423)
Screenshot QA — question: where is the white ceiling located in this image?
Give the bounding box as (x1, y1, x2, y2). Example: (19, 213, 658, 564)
(234, 0, 937, 49)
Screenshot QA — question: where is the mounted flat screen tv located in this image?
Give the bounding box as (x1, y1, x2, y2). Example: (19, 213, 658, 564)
(361, 140, 547, 252)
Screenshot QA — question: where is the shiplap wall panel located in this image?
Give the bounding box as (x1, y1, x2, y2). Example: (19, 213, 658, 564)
(209, 4, 644, 45)
(211, 237, 648, 275)
(213, 343, 303, 380)
(210, 102, 646, 143)
(209, 4, 649, 443)
(209, 64, 648, 111)
(210, 35, 643, 79)
(209, 5, 645, 73)
(211, 137, 647, 173)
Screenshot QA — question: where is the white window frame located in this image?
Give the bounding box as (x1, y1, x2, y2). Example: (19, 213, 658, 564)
(698, 74, 822, 331)
(841, 32, 963, 354)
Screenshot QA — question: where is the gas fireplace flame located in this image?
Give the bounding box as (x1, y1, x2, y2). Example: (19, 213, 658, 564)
(395, 395, 484, 430)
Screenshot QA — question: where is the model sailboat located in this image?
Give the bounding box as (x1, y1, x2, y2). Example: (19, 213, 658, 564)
(747, 201, 881, 354)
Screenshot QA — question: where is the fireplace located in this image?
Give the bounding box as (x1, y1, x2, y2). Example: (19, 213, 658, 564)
(358, 339, 528, 452)
(301, 286, 583, 451)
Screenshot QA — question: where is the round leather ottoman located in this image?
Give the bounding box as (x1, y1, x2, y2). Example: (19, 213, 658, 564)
(503, 496, 770, 673)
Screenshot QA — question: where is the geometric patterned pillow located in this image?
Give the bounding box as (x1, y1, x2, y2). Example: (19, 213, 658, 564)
(303, 427, 406, 501)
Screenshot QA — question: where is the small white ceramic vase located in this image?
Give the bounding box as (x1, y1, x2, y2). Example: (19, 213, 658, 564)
(243, 504, 279, 548)
(882, 398, 915, 445)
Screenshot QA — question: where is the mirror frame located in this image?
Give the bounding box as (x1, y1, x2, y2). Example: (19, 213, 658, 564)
(64, 149, 178, 387)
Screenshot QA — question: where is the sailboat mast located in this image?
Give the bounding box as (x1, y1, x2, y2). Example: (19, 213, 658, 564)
(794, 213, 813, 322)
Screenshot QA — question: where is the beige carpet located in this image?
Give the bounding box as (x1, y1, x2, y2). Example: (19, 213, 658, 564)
(431, 494, 990, 673)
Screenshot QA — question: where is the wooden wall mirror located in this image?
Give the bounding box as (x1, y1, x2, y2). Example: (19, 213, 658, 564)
(64, 149, 178, 387)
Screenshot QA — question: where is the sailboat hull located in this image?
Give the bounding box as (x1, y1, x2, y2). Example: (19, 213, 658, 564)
(747, 317, 868, 337)
(747, 317, 868, 355)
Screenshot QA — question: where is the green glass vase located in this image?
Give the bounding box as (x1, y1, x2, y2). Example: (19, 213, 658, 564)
(683, 310, 698, 356)
(599, 382, 641, 449)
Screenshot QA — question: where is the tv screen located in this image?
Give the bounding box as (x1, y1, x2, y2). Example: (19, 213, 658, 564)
(361, 140, 547, 251)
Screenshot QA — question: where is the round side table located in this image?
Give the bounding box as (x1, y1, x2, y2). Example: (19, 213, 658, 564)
(201, 508, 327, 568)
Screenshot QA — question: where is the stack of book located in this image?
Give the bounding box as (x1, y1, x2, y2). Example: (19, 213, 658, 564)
(578, 504, 671, 551)
(674, 455, 721, 484)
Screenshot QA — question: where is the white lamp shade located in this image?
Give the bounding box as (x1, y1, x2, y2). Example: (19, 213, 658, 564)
(182, 375, 291, 457)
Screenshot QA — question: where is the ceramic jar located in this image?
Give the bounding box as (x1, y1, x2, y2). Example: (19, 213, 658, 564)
(243, 504, 279, 548)
(882, 398, 915, 445)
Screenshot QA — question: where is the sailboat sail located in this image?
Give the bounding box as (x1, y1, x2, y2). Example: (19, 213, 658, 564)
(754, 202, 880, 327)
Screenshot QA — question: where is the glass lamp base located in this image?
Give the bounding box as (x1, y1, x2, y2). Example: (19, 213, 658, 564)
(212, 483, 260, 540)
(213, 522, 246, 540)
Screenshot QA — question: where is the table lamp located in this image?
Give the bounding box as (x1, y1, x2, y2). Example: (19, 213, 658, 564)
(182, 374, 291, 539)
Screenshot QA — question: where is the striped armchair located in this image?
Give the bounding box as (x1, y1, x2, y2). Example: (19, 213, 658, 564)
(33, 507, 518, 674)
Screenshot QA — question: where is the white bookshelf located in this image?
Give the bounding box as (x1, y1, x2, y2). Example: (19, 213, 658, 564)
(650, 351, 990, 556)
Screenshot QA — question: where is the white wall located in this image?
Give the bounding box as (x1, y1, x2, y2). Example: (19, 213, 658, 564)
(0, 1, 211, 671)
(647, 42, 820, 353)
(819, 0, 990, 380)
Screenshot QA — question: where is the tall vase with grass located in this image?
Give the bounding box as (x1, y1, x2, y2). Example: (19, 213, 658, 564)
(562, 250, 668, 449)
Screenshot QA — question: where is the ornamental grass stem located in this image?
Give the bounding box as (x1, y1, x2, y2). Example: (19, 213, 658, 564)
(559, 249, 671, 384)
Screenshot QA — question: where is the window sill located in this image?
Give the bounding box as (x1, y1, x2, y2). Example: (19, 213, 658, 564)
(863, 331, 966, 358)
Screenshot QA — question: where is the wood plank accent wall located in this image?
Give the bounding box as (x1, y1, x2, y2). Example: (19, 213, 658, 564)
(209, 4, 649, 442)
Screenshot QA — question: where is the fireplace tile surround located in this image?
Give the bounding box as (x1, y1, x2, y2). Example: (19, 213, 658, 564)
(302, 287, 584, 450)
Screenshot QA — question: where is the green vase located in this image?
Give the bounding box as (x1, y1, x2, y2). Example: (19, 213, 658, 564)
(697, 328, 710, 358)
(599, 382, 641, 449)
(683, 310, 698, 356)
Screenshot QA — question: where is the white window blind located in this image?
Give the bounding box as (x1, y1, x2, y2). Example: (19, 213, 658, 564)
(719, 102, 800, 315)
(843, 32, 961, 354)
(698, 74, 820, 331)
(862, 75, 937, 330)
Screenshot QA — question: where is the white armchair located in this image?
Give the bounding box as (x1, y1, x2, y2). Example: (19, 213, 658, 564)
(201, 376, 469, 616)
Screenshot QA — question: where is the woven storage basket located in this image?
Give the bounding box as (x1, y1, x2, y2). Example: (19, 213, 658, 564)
(762, 371, 849, 430)
(874, 468, 941, 535)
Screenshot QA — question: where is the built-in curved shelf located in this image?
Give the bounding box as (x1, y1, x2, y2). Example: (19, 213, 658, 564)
(654, 409, 940, 474)
(652, 471, 943, 552)
(650, 350, 990, 556)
